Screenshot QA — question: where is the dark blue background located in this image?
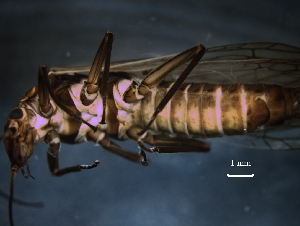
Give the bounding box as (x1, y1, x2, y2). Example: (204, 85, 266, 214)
(0, 1, 300, 225)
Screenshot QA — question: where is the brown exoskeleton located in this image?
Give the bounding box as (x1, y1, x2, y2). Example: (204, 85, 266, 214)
(2, 32, 300, 226)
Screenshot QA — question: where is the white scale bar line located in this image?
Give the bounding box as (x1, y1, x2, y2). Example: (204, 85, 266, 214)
(227, 174, 254, 178)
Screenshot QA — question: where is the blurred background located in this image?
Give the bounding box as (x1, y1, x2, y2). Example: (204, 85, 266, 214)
(0, 0, 300, 225)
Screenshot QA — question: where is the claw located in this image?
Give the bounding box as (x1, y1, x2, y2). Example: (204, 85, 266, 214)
(79, 160, 100, 170)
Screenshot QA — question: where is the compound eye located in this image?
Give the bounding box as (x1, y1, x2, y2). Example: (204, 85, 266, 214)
(9, 127, 17, 135)
(9, 108, 24, 119)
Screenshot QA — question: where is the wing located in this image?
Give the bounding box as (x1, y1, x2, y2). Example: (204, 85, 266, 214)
(49, 42, 300, 85)
(48, 42, 300, 150)
(107, 42, 300, 86)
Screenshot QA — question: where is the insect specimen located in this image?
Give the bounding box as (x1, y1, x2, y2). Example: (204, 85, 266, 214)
(2, 32, 300, 226)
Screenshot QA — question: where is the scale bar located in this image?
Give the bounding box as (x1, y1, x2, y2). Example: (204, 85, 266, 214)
(227, 174, 254, 178)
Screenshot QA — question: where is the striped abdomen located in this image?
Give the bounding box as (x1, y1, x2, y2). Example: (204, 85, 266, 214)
(140, 82, 299, 138)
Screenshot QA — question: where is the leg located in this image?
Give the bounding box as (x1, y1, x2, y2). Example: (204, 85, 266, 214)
(80, 32, 114, 125)
(138, 45, 205, 136)
(127, 127, 210, 161)
(123, 44, 205, 103)
(45, 129, 99, 176)
(86, 130, 145, 164)
(39, 65, 98, 132)
(122, 44, 205, 137)
(38, 66, 53, 118)
(123, 44, 206, 154)
(39, 32, 114, 132)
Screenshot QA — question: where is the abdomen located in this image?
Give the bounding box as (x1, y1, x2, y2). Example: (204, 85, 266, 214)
(140, 82, 299, 138)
